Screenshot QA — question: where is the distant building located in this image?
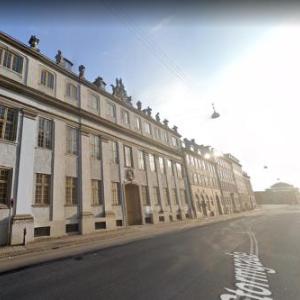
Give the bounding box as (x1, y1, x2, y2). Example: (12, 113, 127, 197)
(255, 182, 300, 205)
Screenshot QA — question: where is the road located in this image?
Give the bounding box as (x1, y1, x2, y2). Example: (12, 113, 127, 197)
(0, 206, 300, 299)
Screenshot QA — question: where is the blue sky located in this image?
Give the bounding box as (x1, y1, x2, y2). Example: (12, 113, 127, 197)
(2, 5, 300, 190)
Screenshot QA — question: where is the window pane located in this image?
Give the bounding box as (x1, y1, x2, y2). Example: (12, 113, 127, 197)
(3, 51, 12, 68)
(112, 141, 119, 163)
(124, 146, 132, 167)
(138, 150, 145, 170)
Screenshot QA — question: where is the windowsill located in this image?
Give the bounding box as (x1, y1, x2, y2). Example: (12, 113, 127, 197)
(0, 139, 17, 146)
(38, 83, 55, 92)
(91, 204, 103, 207)
(0, 203, 9, 209)
(64, 204, 77, 207)
(32, 204, 49, 208)
(35, 146, 53, 151)
(65, 153, 78, 157)
(0, 65, 23, 78)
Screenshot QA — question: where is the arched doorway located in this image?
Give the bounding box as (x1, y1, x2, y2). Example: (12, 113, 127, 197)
(216, 195, 223, 215)
(201, 195, 207, 216)
(125, 184, 142, 225)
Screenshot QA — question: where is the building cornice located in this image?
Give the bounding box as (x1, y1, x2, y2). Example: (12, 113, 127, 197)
(0, 75, 182, 156)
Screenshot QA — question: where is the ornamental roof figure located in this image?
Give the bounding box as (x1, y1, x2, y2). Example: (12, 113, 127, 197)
(93, 76, 106, 90)
(28, 35, 40, 51)
(79, 65, 85, 79)
(163, 119, 169, 127)
(55, 50, 63, 64)
(136, 101, 142, 110)
(111, 78, 128, 101)
(155, 112, 160, 122)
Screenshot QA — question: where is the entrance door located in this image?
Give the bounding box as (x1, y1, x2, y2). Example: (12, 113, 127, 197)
(125, 184, 142, 225)
(216, 195, 223, 215)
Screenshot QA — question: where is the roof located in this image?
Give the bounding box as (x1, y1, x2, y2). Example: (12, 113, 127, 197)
(270, 182, 293, 189)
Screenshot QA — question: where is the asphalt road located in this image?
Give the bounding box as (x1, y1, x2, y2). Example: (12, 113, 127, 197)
(1, 207, 300, 300)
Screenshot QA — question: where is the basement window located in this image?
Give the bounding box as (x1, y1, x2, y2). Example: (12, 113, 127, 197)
(34, 226, 50, 237)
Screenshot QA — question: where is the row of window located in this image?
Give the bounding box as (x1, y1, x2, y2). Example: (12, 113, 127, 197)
(186, 154, 216, 176)
(192, 173, 219, 189)
(0, 45, 179, 148)
(0, 168, 187, 208)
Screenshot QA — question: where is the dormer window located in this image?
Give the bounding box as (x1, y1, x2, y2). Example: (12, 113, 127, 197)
(171, 136, 177, 147)
(144, 122, 151, 135)
(41, 70, 54, 89)
(66, 83, 78, 100)
(121, 110, 130, 125)
(0, 47, 23, 74)
(88, 93, 100, 114)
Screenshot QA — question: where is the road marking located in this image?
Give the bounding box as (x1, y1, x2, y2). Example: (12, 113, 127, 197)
(220, 222, 276, 300)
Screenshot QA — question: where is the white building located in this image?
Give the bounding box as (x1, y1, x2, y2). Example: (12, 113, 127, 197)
(0, 32, 191, 245)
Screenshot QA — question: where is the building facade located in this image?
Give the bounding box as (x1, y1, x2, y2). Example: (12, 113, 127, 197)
(182, 139, 224, 218)
(0, 32, 255, 246)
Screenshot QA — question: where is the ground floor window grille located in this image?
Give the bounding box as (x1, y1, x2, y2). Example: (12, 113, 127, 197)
(0, 168, 10, 205)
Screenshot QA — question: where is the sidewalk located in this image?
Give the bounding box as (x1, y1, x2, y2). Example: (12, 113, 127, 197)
(0, 209, 261, 274)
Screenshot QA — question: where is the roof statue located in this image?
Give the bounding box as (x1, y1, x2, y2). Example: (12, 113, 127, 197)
(93, 76, 106, 90)
(28, 35, 40, 51)
(155, 112, 160, 122)
(111, 78, 129, 101)
(136, 101, 142, 110)
(79, 65, 85, 79)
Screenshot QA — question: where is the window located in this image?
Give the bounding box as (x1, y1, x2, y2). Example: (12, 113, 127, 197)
(41, 70, 54, 89)
(180, 189, 187, 206)
(149, 154, 156, 172)
(163, 188, 170, 206)
(66, 83, 78, 100)
(163, 131, 168, 143)
(35, 174, 50, 205)
(90, 134, 101, 160)
(0, 48, 23, 74)
(121, 110, 130, 125)
(154, 127, 161, 140)
(135, 116, 141, 131)
(144, 122, 151, 135)
(0, 168, 10, 205)
(66, 126, 78, 155)
(152, 187, 160, 206)
(176, 163, 183, 179)
(167, 159, 172, 170)
(172, 189, 178, 205)
(141, 186, 150, 206)
(106, 101, 116, 118)
(171, 136, 177, 147)
(112, 182, 120, 205)
(0, 105, 17, 141)
(66, 177, 77, 205)
(124, 146, 133, 167)
(37, 118, 52, 149)
(91, 180, 102, 206)
(137, 150, 145, 170)
(158, 157, 165, 174)
(193, 173, 198, 184)
(88, 93, 100, 113)
(111, 141, 119, 163)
